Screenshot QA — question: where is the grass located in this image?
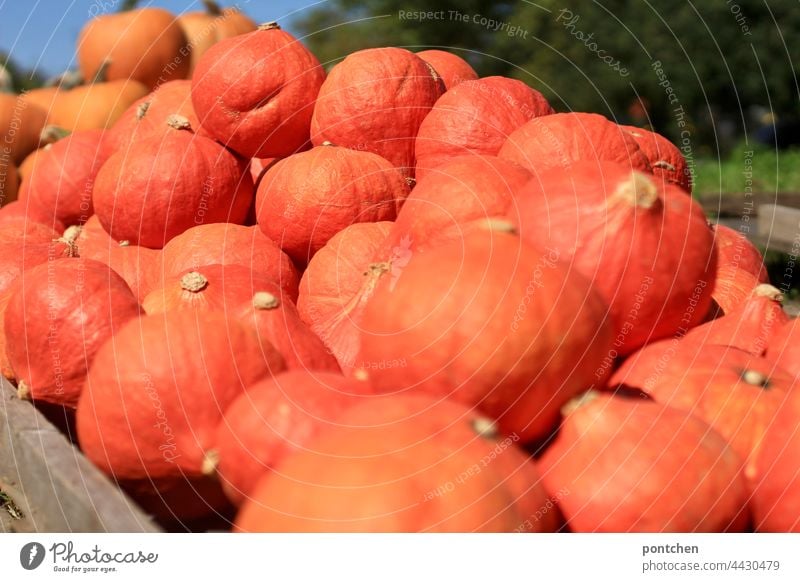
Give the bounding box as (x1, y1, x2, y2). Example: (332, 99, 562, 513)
(692, 142, 800, 196)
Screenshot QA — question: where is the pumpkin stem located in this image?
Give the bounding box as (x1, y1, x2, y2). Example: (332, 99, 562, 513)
(471, 417, 499, 440)
(202, 0, 223, 15)
(201, 449, 220, 477)
(39, 125, 70, 146)
(753, 284, 783, 302)
(118, 240, 131, 247)
(613, 172, 660, 209)
(136, 101, 151, 121)
(93, 59, 112, 84)
(653, 160, 677, 172)
(60, 225, 82, 245)
(479, 218, 517, 235)
(166, 114, 192, 131)
(741, 369, 770, 388)
(561, 390, 600, 416)
(258, 21, 281, 30)
(405, 177, 416, 188)
(118, 0, 141, 12)
(180, 272, 208, 293)
(252, 291, 280, 310)
(321, 140, 335, 147)
(17, 381, 31, 401)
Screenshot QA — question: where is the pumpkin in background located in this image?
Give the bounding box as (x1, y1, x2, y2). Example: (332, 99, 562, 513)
(255, 143, 407, 264)
(297, 221, 393, 371)
(0, 160, 18, 206)
(0, 93, 47, 164)
(179, 0, 257, 73)
(499, 112, 651, 174)
(192, 23, 325, 158)
(212, 370, 368, 505)
(416, 49, 478, 90)
(76, 310, 286, 519)
(539, 392, 749, 532)
(682, 284, 788, 356)
(311, 48, 444, 178)
(415, 77, 553, 180)
(510, 162, 715, 355)
(73, 216, 159, 302)
(235, 394, 559, 532)
(4, 258, 141, 408)
(766, 318, 800, 380)
(237, 291, 340, 373)
(385, 155, 531, 253)
(621, 125, 691, 192)
(93, 117, 253, 249)
(160, 223, 299, 301)
(712, 223, 769, 282)
(357, 224, 614, 443)
(611, 342, 796, 484)
(77, 7, 190, 91)
(18, 129, 110, 226)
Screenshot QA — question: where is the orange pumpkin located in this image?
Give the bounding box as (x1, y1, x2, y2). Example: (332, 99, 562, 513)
(416, 49, 478, 89)
(179, 0, 257, 73)
(0, 93, 47, 163)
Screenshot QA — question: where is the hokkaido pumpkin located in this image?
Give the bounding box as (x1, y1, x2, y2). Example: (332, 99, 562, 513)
(78, 7, 191, 91)
(0, 202, 63, 234)
(0, 160, 18, 206)
(384, 155, 531, 253)
(235, 393, 559, 532)
(211, 370, 368, 505)
(192, 22, 325, 158)
(5, 259, 141, 407)
(765, 318, 800, 380)
(682, 284, 788, 356)
(0, 93, 47, 163)
(93, 117, 253, 248)
(255, 143, 407, 263)
(311, 48, 444, 178)
(711, 265, 763, 315)
(297, 221, 394, 370)
(357, 224, 614, 443)
(237, 291, 340, 372)
(498, 112, 651, 174)
(611, 342, 796, 483)
(416, 50, 478, 90)
(18, 129, 110, 226)
(712, 223, 769, 282)
(539, 392, 749, 532)
(415, 77, 553, 180)
(159, 223, 299, 301)
(753, 391, 800, 531)
(179, 0, 257, 73)
(621, 125, 691, 192)
(510, 162, 716, 354)
(72, 216, 159, 302)
(76, 310, 286, 518)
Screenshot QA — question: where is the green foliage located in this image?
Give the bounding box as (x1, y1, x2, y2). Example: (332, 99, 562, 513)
(693, 142, 800, 196)
(0, 53, 44, 92)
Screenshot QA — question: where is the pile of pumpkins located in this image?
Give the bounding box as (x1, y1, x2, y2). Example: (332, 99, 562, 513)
(0, 4, 798, 533)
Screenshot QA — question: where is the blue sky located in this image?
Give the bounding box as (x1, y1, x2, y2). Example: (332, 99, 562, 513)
(0, 0, 320, 78)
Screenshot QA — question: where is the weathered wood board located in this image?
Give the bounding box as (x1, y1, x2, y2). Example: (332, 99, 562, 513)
(755, 204, 800, 255)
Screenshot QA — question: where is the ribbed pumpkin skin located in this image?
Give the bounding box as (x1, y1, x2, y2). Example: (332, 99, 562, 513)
(621, 125, 691, 192)
(311, 48, 445, 178)
(753, 392, 800, 532)
(766, 318, 800, 380)
(416, 50, 478, 89)
(214, 370, 368, 505)
(713, 224, 769, 283)
(415, 77, 553, 180)
(191, 25, 325, 158)
(93, 127, 253, 249)
(385, 155, 531, 254)
(498, 112, 651, 174)
(297, 221, 393, 371)
(611, 342, 796, 483)
(0, 94, 47, 164)
(539, 393, 749, 532)
(76, 311, 286, 518)
(510, 161, 716, 355)
(19, 129, 110, 226)
(235, 394, 558, 533)
(160, 223, 299, 301)
(711, 265, 762, 315)
(357, 228, 614, 443)
(256, 145, 407, 264)
(106, 80, 209, 152)
(4, 259, 141, 408)
(179, 3, 257, 73)
(77, 8, 190, 91)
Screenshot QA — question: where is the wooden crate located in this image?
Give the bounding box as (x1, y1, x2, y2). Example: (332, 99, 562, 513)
(0, 378, 161, 532)
(755, 204, 800, 255)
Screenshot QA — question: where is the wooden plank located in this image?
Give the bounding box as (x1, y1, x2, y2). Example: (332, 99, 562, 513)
(0, 378, 161, 532)
(757, 204, 800, 255)
(697, 192, 800, 218)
